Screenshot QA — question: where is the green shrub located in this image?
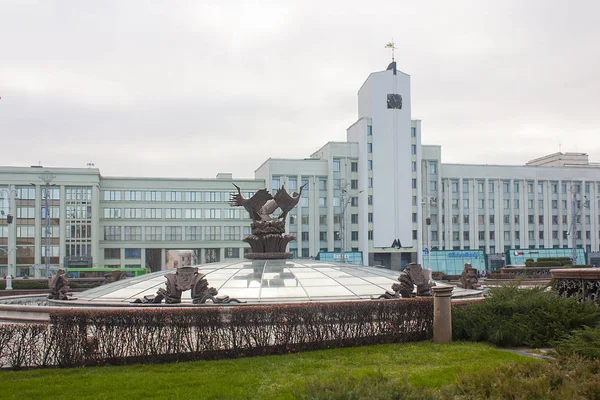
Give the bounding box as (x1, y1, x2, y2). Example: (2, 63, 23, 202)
(552, 326, 600, 359)
(452, 286, 600, 347)
(452, 355, 600, 400)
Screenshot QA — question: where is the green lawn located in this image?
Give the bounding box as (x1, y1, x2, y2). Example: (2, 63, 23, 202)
(0, 342, 536, 400)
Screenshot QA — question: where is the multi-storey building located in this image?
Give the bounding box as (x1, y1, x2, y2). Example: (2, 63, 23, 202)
(0, 167, 263, 277)
(2, 61, 600, 277)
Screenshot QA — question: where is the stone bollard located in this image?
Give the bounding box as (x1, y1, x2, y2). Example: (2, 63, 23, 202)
(6, 275, 13, 290)
(432, 285, 453, 344)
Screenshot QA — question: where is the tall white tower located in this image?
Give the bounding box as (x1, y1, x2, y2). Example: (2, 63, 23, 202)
(348, 60, 413, 253)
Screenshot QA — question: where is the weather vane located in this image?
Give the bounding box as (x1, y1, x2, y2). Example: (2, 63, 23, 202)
(385, 40, 397, 62)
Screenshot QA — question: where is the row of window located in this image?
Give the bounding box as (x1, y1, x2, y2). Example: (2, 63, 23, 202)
(428, 213, 600, 225)
(103, 247, 242, 260)
(102, 208, 247, 220)
(102, 190, 254, 202)
(440, 197, 595, 211)
(443, 180, 599, 194)
(103, 226, 250, 241)
(437, 230, 598, 242)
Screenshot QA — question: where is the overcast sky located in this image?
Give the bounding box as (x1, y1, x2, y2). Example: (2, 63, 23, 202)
(1, 0, 599, 179)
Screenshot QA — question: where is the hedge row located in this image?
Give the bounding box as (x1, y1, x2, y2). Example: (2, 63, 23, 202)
(0, 298, 433, 369)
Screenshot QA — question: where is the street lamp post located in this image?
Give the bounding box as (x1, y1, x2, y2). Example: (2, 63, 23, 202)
(421, 196, 437, 270)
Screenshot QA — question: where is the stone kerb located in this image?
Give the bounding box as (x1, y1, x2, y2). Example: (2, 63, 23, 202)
(432, 285, 453, 344)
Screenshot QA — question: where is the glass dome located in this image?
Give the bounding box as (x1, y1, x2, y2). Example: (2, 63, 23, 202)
(75, 259, 416, 304)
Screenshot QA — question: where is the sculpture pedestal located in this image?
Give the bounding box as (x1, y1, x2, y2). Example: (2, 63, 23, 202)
(243, 221, 296, 260)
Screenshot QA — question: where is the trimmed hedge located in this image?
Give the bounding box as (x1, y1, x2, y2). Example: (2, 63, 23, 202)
(0, 298, 433, 369)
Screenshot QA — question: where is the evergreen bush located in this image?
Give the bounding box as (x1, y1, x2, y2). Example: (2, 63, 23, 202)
(452, 286, 600, 347)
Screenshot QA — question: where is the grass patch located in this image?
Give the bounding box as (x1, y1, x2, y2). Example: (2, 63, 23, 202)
(0, 342, 531, 400)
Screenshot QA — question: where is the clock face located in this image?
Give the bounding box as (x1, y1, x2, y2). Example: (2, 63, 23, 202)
(387, 93, 402, 109)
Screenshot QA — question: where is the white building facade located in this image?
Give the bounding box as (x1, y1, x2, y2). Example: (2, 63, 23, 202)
(2, 62, 600, 276)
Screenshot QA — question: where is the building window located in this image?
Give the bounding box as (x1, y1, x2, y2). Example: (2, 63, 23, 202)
(538, 215, 544, 224)
(124, 248, 141, 259)
(185, 226, 202, 240)
(489, 199, 495, 209)
(103, 190, 121, 201)
(463, 231, 470, 241)
(368, 160, 373, 170)
(411, 127, 416, 137)
(503, 199, 510, 209)
(412, 161, 417, 172)
(368, 195, 373, 205)
(430, 181, 437, 191)
(124, 191, 142, 201)
(489, 181, 495, 193)
(368, 230, 373, 240)
(124, 208, 142, 219)
(204, 226, 221, 241)
(463, 199, 469, 209)
(223, 226, 241, 240)
(351, 179, 358, 189)
(429, 163, 437, 174)
(319, 232, 327, 241)
(288, 178, 297, 190)
(478, 231, 485, 240)
(514, 215, 520, 224)
(104, 226, 121, 241)
(514, 199, 520, 209)
(271, 177, 281, 190)
(411, 144, 416, 155)
(411, 179, 416, 189)
(515, 231, 520, 240)
(490, 231, 495, 240)
(527, 183, 534, 193)
(351, 214, 358, 223)
(301, 232, 309, 241)
(204, 192, 221, 202)
(104, 248, 120, 259)
(145, 191, 162, 201)
(367, 143, 373, 153)
(103, 208, 121, 219)
(145, 226, 162, 241)
(538, 183, 543, 194)
(333, 159, 341, 172)
(224, 248, 240, 258)
(463, 215, 469, 224)
(478, 181, 484, 193)
(503, 181, 510, 193)
(478, 199, 484, 209)
(489, 215, 495, 224)
(368, 212, 373, 222)
(367, 125, 372, 136)
(124, 226, 142, 241)
(451, 181, 458, 193)
(538, 200, 543, 209)
(351, 231, 359, 241)
(351, 162, 358, 172)
(351, 197, 358, 206)
(369, 178, 374, 188)
(145, 208, 162, 219)
(166, 191, 183, 202)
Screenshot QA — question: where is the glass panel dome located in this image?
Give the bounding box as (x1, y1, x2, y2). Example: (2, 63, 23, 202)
(75, 260, 412, 304)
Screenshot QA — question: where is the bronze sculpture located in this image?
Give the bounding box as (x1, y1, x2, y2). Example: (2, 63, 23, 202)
(457, 263, 482, 290)
(376, 263, 434, 299)
(137, 266, 242, 304)
(103, 270, 128, 284)
(230, 183, 307, 259)
(48, 269, 72, 300)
